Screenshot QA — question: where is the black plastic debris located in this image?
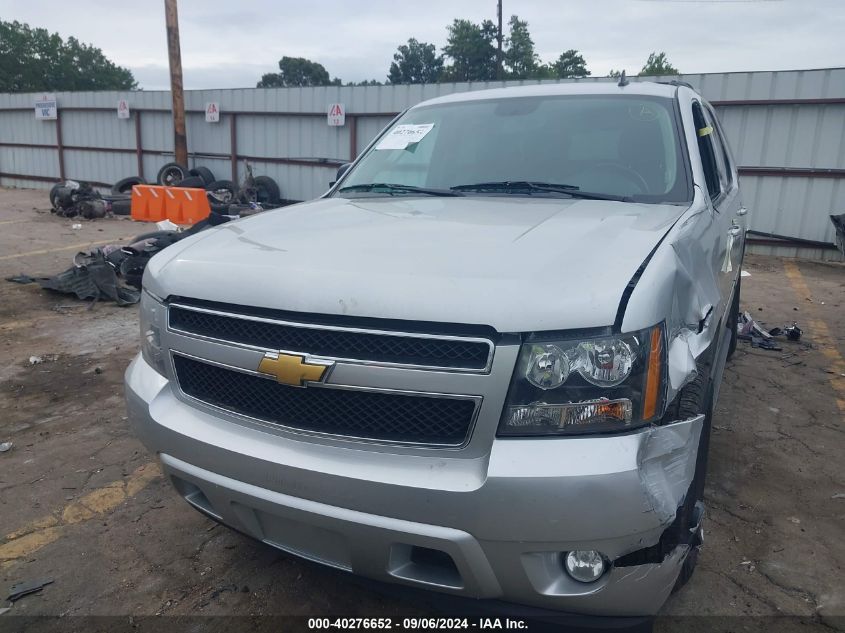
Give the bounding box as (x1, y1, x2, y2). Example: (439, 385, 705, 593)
(785, 322, 803, 341)
(6, 578, 53, 602)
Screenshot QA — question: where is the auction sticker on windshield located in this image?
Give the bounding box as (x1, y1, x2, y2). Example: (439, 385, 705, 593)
(376, 123, 435, 150)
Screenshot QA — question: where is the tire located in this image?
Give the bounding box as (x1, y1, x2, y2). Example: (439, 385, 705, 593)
(49, 183, 64, 208)
(253, 175, 281, 204)
(156, 162, 187, 186)
(205, 180, 238, 204)
(665, 358, 714, 593)
(189, 166, 215, 186)
(111, 176, 145, 196)
(176, 176, 205, 189)
(726, 272, 741, 360)
(111, 198, 132, 215)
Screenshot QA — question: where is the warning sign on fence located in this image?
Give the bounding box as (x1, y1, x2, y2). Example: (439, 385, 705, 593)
(35, 94, 57, 120)
(205, 102, 220, 123)
(117, 99, 130, 119)
(327, 103, 345, 126)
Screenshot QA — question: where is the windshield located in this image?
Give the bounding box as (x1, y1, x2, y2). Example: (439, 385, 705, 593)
(335, 94, 691, 204)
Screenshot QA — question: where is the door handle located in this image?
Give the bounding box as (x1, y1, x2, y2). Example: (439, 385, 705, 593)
(728, 225, 742, 237)
(736, 207, 747, 216)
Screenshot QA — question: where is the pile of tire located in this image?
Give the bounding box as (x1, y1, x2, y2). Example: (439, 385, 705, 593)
(102, 163, 283, 217)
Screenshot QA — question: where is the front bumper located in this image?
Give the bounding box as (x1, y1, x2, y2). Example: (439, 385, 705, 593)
(125, 354, 703, 616)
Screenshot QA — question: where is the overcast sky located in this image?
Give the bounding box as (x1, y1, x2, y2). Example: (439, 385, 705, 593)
(2, 0, 843, 89)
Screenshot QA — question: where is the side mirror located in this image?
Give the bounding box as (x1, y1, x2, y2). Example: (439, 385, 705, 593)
(331, 162, 352, 187)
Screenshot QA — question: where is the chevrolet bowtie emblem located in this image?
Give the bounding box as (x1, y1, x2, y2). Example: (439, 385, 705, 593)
(257, 352, 333, 387)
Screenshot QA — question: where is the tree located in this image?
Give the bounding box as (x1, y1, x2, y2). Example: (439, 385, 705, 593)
(257, 56, 341, 88)
(608, 69, 623, 78)
(441, 19, 499, 82)
(387, 38, 443, 84)
(504, 16, 538, 79)
(640, 52, 679, 76)
(349, 79, 383, 86)
(0, 20, 136, 92)
(550, 49, 590, 79)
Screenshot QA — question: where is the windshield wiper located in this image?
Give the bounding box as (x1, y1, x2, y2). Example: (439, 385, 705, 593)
(450, 181, 632, 202)
(338, 183, 463, 197)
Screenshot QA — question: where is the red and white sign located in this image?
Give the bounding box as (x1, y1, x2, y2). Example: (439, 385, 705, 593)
(117, 99, 130, 119)
(327, 103, 345, 126)
(205, 102, 220, 123)
(34, 93, 57, 120)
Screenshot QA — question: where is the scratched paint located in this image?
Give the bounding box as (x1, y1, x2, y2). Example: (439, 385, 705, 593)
(0, 462, 161, 569)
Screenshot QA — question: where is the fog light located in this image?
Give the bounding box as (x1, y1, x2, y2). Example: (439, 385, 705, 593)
(564, 550, 605, 583)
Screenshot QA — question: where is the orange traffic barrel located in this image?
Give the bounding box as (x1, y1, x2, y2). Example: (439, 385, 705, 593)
(131, 185, 211, 225)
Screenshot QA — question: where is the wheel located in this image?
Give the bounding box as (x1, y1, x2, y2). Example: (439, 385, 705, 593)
(111, 198, 132, 215)
(156, 162, 187, 186)
(664, 357, 714, 593)
(726, 272, 741, 360)
(49, 183, 64, 208)
(253, 175, 281, 204)
(176, 176, 205, 189)
(189, 166, 215, 186)
(205, 180, 238, 204)
(111, 176, 145, 196)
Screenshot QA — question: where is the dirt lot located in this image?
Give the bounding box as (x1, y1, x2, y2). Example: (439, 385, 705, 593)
(0, 187, 843, 631)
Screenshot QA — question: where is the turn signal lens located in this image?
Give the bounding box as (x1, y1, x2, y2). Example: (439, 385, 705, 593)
(642, 327, 663, 421)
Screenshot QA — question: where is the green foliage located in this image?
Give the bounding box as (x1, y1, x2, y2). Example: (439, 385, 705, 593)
(0, 20, 136, 92)
(608, 69, 623, 78)
(441, 19, 499, 82)
(550, 49, 590, 78)
(640, 52, 679, 76)
(350, 79, 384, 86)
(388, 38, 443, 84)
(257, 56, 340, 87)
(504, 15, 538, 79)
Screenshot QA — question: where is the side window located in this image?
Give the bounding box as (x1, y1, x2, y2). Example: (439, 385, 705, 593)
(692, 102, 721, 201)
(704, 108, 729, 191)
(707, 106, 735, 188)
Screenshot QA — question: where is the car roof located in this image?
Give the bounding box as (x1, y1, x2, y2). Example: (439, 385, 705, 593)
(412, 81, 682, 109)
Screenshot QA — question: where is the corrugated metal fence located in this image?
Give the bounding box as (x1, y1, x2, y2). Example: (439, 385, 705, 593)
(1, 68, 843, 260)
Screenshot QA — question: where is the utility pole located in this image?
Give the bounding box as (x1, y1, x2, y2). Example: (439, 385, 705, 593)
(164, 0, 188, 167)
(496, 0, 504, 80)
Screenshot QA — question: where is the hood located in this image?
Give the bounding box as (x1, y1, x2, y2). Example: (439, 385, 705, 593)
(145, 196, 686, 332)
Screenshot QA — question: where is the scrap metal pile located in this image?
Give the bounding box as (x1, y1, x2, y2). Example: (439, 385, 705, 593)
(49, 161, 284, 219)
(9, 161, 285, 306)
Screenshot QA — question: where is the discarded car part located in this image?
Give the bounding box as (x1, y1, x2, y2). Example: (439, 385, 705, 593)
(189, 166, 215, 186)
(0, 441, 12, 453)
(6, 578, 54, 602)
(785, 322, 803, 341)
(156, 162, 187, 187)
(176, 176, 205, 189)
(127, 81, 745, 616)
(48, 182, 64, 208)
(831, 214, 845, 256)
(7, 251, 141, 306)
(252, 175, 281, 205)
(111, 176, 146, 196)
(77, 199, 107, 220)
(205, 180, 237, 204)
(111, 198, 132, 216)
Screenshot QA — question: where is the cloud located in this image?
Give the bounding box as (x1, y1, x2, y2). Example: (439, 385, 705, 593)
(2, 0, 843, 89)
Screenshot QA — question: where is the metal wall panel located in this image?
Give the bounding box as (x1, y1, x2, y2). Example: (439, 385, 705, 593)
(2, 69, 844, 259)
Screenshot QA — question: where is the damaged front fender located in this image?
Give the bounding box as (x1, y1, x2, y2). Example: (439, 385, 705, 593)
(621, 188, 727, 403)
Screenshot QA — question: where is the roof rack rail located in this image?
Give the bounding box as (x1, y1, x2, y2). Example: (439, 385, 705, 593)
(657, 79, 696, 90)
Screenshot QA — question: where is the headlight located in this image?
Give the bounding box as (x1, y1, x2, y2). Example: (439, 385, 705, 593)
(140, 290, 167, 376)
(498, 324, 665, 436)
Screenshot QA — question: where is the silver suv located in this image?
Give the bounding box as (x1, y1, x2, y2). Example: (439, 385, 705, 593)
(125, 81, 745, 617)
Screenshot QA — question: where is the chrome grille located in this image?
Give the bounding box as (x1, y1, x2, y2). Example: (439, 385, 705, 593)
(168, 304, 493, 371)
(173, 355, 478, 446)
